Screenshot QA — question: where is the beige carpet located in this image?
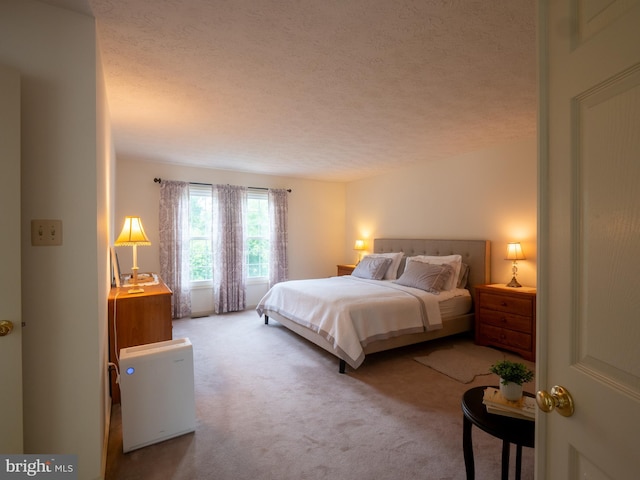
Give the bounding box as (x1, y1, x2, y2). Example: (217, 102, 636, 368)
(414, 338, 536, 384)
(106, 311, 535, 480)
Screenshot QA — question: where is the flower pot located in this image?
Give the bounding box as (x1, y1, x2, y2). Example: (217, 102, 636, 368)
(500, 380, 523, 401)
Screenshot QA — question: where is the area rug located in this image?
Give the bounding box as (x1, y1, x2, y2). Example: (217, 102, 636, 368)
(414, 338, 535, 384)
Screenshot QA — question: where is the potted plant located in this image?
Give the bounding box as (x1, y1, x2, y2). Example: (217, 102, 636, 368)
(489, 360, 534, 401)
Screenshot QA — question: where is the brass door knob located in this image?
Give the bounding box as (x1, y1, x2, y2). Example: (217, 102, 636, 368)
(536, 385, 575, 417)
(0, 320, 14, 337)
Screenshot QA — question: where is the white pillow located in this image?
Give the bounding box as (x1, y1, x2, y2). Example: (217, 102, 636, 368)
(365, 252, 404, 280)
(405, 254, 462, 291)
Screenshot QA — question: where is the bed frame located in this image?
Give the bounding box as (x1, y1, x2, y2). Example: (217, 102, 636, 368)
(264, 238, 491, 373)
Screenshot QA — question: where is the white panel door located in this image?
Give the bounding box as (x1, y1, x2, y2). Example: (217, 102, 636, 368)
(538, 0, 640, 477)
(0, 65, 23, 452)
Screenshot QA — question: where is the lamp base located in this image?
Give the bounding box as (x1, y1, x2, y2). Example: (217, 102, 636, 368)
(127, 265, 144, 293)
(506, 276, 522, 288)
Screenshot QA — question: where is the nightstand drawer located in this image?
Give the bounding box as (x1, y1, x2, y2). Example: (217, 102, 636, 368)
(479, 324, 532, 352)
(478, 308, 533, 334)
(478, 292, 533, 317)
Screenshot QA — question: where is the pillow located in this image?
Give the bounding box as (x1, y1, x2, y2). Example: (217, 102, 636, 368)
(457, 263, 470, 289)
(393, 261, 455, 294)
(351, 256, 392, 280)
(365, 252, 404, 280)
(405, 254, 462, 291)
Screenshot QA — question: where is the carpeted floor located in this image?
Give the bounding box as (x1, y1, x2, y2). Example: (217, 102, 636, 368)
(105, 310, 535, 479)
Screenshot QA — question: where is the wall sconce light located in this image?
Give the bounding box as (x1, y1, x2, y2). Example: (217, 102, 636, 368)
(115, 216, 151, 293)
(353, 239, 366, 264)
(505, 242, 526, 288)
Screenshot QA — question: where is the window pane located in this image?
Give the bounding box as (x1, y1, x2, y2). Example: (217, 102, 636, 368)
(247, 237, 268, 277)
(246, 193, 269, 278)
(190, 238, 212, 281)
(189, 185, 213, 282)
(247, 197, 268, 237)
(190, 194, 211, 237)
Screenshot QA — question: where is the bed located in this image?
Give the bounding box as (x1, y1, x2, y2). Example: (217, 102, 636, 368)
(256, 238, 490, 373)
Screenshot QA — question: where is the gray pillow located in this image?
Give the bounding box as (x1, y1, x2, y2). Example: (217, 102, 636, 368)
(393, 261, 455, 294)
(457, 263, 470, 289)
(351, 256, 393, 280)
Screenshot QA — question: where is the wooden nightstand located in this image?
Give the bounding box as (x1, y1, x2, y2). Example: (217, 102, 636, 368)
(475, 284, 536, 361)
(337, 264, 356, 276)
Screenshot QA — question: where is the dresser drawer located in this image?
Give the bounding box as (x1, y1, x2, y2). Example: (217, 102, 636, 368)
(478, 308, 533, 334)
(478, 291, 533, 317)
(479, 324, 533, 352)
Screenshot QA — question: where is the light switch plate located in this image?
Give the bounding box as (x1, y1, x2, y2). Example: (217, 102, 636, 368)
(31, 219, 63, 246)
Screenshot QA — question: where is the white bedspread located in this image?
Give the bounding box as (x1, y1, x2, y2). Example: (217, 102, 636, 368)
(256, 276, 468, 369)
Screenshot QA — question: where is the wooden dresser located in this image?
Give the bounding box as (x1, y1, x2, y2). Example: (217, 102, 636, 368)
(475, 284, 536, 361)
(108, 277, 173, 403)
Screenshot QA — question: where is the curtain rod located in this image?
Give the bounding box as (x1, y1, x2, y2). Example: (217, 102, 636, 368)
(153, 177, 291, 193)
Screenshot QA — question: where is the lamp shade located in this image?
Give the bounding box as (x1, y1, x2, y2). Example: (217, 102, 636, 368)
(115, 216, 151, 246)
(505, 242, 525, 261)
(353, 239, 365, 251)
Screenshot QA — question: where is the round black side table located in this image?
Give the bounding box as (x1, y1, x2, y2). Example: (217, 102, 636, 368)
(461, 386, 535, 480)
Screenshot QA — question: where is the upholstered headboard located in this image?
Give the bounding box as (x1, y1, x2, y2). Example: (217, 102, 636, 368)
(373, 238, 491, 299)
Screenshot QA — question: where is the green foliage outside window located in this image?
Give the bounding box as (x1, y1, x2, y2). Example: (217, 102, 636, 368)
(190, 238, 212, 281)
(190, 191, 212, 281)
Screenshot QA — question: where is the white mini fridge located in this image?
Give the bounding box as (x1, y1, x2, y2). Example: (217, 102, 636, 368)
(119, 337, 196, 453)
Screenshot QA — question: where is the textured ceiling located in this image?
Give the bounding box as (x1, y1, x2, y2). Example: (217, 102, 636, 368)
(40, 0, 536, 182)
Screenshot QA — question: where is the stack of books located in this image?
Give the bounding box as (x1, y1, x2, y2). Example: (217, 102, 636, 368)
(482, 387, 536, 421)
(122, 272, 159, 287)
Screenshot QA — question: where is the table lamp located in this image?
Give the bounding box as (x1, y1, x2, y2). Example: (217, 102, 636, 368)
(115, 216, 151, 293)
(505, 242, 525, 288)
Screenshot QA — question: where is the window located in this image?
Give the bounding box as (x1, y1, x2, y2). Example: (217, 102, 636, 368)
(187, 186, 269, 283)
(246, 190, 269, 279)
(189, 185, 213, 282)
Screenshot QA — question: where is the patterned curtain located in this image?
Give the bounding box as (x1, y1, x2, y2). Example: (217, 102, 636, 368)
(212, 184, 247, 313)
(268, 189, 289, 288)
(159, 181, 192, 319)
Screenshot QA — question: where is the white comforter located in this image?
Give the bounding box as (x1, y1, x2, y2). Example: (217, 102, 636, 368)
(256, 276, 468, 369)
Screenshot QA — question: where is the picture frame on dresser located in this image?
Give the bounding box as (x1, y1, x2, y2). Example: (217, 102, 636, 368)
(110, 246, 121, 287)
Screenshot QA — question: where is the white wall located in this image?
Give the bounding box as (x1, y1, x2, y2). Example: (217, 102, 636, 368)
(345, 138, 537, 287)
(0, 2, 112, 478)
(115, 157, 346, 312)
(116, 137, 537, 317)
(96, 40, 116, 475)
